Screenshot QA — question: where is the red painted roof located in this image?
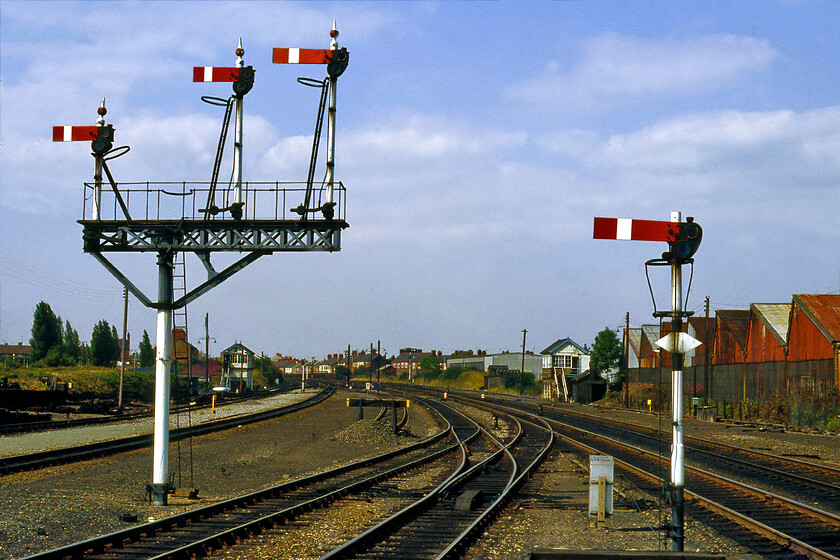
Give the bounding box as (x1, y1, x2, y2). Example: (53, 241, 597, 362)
(716, 310, 750, 350)
(793, 294, 840, 343)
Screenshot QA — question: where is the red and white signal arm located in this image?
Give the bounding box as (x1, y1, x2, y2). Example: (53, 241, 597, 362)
(52, 126, 98, 142)
(192, 66, 240, 82)
(272, 48, 332, 64)
(593, 217, 677, 243)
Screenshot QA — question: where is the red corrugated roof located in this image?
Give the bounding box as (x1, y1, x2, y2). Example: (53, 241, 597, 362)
(716, 310, 750, 350)
(793, 294, 840, 343)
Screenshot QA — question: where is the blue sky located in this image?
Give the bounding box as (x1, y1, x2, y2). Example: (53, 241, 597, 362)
(2, 1, 840, 360)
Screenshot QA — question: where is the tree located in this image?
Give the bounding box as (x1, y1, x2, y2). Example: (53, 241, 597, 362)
(590, 327, 623, 376)
(419, 355, 442, 378)
(139, 330, 154, 368)
(91, 320, 119, 367)
(63, 320, 81, 365)
(29, 302, 62, 363)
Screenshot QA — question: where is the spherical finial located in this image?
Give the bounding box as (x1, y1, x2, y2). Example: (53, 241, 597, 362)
(235, 38, 244, 67)
(330, 20, 339, 49)
(97, 98, 107, 126)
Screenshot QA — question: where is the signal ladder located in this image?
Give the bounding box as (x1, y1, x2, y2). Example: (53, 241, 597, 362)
(172, 251, 195, 490)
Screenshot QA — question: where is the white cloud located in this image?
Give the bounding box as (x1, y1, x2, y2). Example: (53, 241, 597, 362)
(343, 113, 526, 166)
(592, 106, 840, 181)
(506, 33, 777, 110)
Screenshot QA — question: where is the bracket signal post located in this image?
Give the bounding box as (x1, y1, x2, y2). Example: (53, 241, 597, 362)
(59, 26, 350, 507)
(594, 210, 703, 552)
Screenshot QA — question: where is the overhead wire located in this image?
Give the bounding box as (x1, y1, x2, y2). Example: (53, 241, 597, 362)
(0, 251, 123, 300)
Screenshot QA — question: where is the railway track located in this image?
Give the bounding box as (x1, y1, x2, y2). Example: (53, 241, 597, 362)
(504, 395, 840, 516)
(19, 396, 477, 560)
(0, 385, 296, 436)
(1, 385, 334, 476)
(440, 388, 840, 560)
(318, 396, 553, 560)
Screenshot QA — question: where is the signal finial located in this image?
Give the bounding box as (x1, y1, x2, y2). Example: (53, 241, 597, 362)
(236, 38, 244, 67)
(97, 98, 107, 126)
(330, 20, 339, 49)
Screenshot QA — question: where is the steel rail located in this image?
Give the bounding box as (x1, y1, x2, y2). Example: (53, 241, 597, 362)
(535, 396, 840, 483)
(435, 414, 555, 560)
(551, 422, 840, 560)
(437, 389, 840, 560)
(0, 385, 294, 435)
(319, 398, 553, 560)
(20, 396, 473, 560)
(0, 385, 333, 476)
(316, 400, 484, 560)
(448, 388, 840, 508)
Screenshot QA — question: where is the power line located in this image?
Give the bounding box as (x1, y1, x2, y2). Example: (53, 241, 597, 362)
(0, 251, 123, 299)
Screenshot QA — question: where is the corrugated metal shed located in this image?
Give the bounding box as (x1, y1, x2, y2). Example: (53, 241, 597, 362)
(746, 303, 790, 363)
(788, 294, 840, 362)
(714, 310, 749, 365)
(639, 325, 661, 368)
(793, 294, 840, 344)
(626, 328, 642, 369)
(687, 316, 715, 367)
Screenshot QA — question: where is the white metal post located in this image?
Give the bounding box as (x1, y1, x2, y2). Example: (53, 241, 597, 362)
(233, 39, 244, 205)
(325, 22, 339, 205)
(151, 251, 173, 505)
(669, 210, 685, 551)
(92, 101, 106, 220)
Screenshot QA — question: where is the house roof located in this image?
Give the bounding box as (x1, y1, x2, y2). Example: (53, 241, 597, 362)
(792, 294, 840, 343)
(0, 343, 32, 355)
(750, 303, 792, 346)
(275, 359, 300, 369)
(221, 342, 255, 356)
(541, 338, 588, 355)
(568, 369, 606, 384)
(393, 351, 442, 364)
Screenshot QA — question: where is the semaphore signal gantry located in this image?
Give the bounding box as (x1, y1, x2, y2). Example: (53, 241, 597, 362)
(53, 23, 350, 506)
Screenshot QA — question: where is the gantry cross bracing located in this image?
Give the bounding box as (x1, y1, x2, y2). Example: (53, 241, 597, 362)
(81, 219, 346, 252)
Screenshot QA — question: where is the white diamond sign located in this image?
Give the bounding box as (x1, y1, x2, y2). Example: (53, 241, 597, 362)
(655, 332, 702, 354)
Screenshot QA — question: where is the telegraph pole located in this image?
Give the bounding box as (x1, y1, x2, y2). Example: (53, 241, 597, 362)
(704, 296, 710, 403)
(520, 329, 527, 395)
(624, 311, 630, 408)
(118, 287, 128, 410)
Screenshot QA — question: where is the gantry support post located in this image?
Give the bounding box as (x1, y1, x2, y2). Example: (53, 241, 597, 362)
(151, 250, 174, 505)
(669, 210, 685, 552)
